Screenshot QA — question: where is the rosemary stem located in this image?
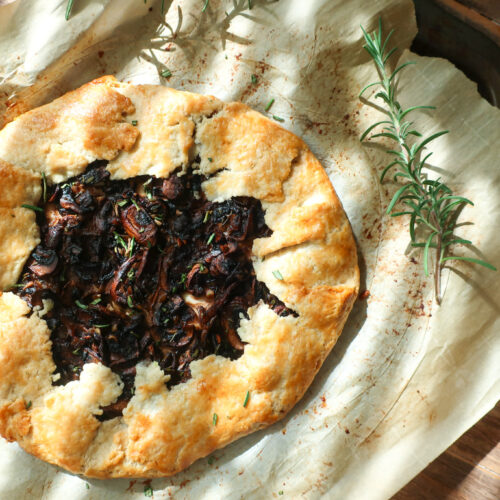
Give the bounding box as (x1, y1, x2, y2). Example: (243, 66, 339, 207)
(379, 54, 445, 301)
(435, 235, 442, 304)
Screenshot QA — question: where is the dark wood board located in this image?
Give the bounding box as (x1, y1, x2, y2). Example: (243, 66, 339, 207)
(412, 0, 500, 106)
(393, 1, 500, 497)
(394, 403, 500, 499)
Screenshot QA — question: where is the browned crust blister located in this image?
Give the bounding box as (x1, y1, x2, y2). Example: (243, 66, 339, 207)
(0, 77, 359, 478)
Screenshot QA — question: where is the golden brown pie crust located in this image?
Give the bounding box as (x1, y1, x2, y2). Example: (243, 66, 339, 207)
(0, 76, 359, 478)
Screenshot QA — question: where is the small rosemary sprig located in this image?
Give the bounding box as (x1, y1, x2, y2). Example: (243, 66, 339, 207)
(360, 20, 496, 304)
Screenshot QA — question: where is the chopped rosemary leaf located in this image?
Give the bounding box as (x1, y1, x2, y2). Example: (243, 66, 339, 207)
(131, 199, 140, 210)
(75, 299, 88, 310)
(65, 0, 75, 21)
(25, 400, 32, 410)
(128, 237, 135, 257)
(143, 485, 153, 497)
(201, 0, 209, 13)
(278, 492, 284, 496)
(207, 233, 215, 245)
(272, 269, 284, 280)
(251, 74, 258, 84)
(161, 68, 172, 78)
(243, 390, 250, 407)
(72, 366, 79, 372)
(208, 456, 215, 465)
(212, 413, 218, 426)
(208, 157, 213, 162)
(72, 348, 80, 355)
(131, 120, 138, 126)
(203, 210, 211, 223)
(117, 199, 128, 207)
(85, 483, 90, 490)
(127, 296, 134, 308)
(21, 204, 43, 213)
(265, 98, 275, 112)
(94, 324, 110, 328)
(90, 297, 101, 305)
(272, 115, 285, 122)
(114, 232, 127, 250)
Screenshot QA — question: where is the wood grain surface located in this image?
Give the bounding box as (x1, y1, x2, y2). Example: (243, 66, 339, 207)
(393, 403, 500, 499)
(394, 2, 500, 498)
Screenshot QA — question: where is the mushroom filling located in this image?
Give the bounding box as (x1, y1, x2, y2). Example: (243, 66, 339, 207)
(14, 161, 295, 419)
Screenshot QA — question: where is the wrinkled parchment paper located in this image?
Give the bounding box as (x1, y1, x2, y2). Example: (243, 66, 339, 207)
(0, 0, 499, 498)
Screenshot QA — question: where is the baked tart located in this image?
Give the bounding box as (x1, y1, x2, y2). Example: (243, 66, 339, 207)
(0, 76, 359, 477)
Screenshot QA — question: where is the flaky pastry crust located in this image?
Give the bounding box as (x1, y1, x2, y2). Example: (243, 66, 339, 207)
(0, 77, 359, 478)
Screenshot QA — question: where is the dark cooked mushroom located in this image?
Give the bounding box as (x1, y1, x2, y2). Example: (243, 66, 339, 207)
(60, 185, 94, 213)
(120, 203, 157, 245)
(29, 247, 58, 276)
(108, 256, 136, 305)
(161, 175, 184, 200)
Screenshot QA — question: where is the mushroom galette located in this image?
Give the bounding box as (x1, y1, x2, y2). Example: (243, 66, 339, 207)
(0, 77, 359, 478)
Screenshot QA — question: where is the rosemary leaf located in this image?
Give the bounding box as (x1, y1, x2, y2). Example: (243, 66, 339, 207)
(243, 390, 250, 407)
(65, 0, 75, 21)
(21, 204, 43, 213)
(441, 256, 497, 271)
(272, 269, 284, 280)
(75, 299, 87, 310)
(265, 98, 275, 112)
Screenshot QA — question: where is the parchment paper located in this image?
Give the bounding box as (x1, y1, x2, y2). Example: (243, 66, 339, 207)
(0, 0, 499, 498)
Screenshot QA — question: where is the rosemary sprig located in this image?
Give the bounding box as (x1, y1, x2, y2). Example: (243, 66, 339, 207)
(360, 20, 496, 304)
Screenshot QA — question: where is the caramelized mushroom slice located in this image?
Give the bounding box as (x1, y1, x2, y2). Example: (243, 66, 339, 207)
(29, 247, 58, 276)
(120, 204, 157, 245)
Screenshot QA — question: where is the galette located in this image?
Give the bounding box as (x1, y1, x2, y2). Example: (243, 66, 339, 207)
(0, 76, 359, 477)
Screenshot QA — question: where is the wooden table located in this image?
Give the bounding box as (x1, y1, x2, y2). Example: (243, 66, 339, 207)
(393, 2, 500, 498)
(393, 403, 500, 498)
